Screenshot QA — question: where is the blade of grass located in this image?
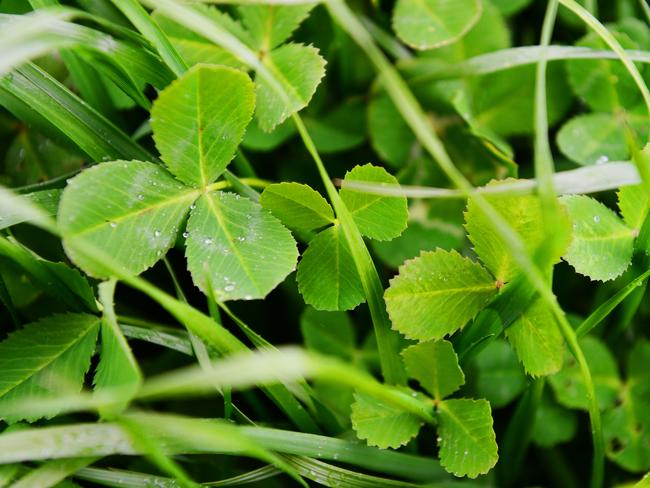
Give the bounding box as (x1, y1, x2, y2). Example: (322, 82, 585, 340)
(0, 63, 152, 162)
(338, 161, 641, 199)
(405, 46, 650, 84)
(109, 0, 187, 76)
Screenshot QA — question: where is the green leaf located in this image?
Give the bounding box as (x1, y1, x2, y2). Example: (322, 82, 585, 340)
(402, 340, 464, 400)
(260, 182, 334, 232)
(256, 43, 326, 131)
(296, 224, 365, 311)
(466, 183, 570, 282)
(242, 117, 296, 151)
(385, 249, 497, 341)
(151, 64, 255, 187)
(491, 0, 532, 16)
(58, 160, 196, 278)
(0, 313, 100, 423)
(392, 0, 482, 50)
(300, 307, 355, 360)
(367, 93, 416, 168)
(556, 113, 629, 166)
(339, 164, 408, 241)
(560, 195, 635, 281)
(436, 398, 498, 478)
(473, 339, 526, 408)
(351, 390, 424, 449)
(185, 191, 298, 301)
(94, 280, 141, 418)
(153, 6, 249, 70)
(505, 298, 565, 377)
(603, 341, 650, 472)
(549, 336, 621, 411)
(238, 4, 315, 52)
(462, 64, 572, 136)
(566, 30, 642, 112)
(531, 393, 578, 447)
(618, 184, 650, 231)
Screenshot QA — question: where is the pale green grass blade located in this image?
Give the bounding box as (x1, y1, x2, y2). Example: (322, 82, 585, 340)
(405, 46, 650, 83)
(12, 458, 95, 488)
(0, 313, 100, 423)
(58, 160, 196, 278)
(185, 191, 298, 301)
(151, 65, 255, 187)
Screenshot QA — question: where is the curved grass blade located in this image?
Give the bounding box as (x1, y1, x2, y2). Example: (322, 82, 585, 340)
(0, 63, 152, 162)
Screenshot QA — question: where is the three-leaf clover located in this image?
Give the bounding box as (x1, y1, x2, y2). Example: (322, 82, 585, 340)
(58, 65, 298, 301)
(351, 340, 498, 479)
(385, 185, 571, 376)
(261, 164, 408, 311)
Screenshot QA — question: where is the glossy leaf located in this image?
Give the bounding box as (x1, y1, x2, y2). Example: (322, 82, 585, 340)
(392, 0, 481, 50)
(238, 3, 315, 52)
(436, 399, 498, 478)
(402, 340, 464, 400)
(466, 182, 570, 282)
(385, 249, 497, 341)
(185, 191, 298, 301)
(256, 43, 326, 131)
(557, 113, 628, 166)
(618, 184, 650, 231)
(505, 298, 565, 377)
(560, 195, 635, 281)
(0, 313, 100, 423)
(151, 64, 255, 187)
(296, 224, 365, 311)
(58, 161, 196, 278)
(260, 182, 334, 232)
(549, 336, 621, 411)
(339, 164, 408, 241)
(351, 390, 424, 449)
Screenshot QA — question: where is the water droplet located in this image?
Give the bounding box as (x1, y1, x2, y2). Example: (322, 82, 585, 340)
(234, 194, 241, 200)
(154, 230, 161, 237)
(243, 294, 253, 300)
(101, 155, 110, 162)
(593, 215, 601, 223)
(224, 284, 235, 292)
(595, 155, 609, 165)
(204, 238, 213, 245)
(237, 236, 246, 242)
(137, 194, 145, 201)
(182, 231, 189, 238)
(110, 222, 117, 228)
(464, 450, 468, 455)
(190, 203, 196, 210)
